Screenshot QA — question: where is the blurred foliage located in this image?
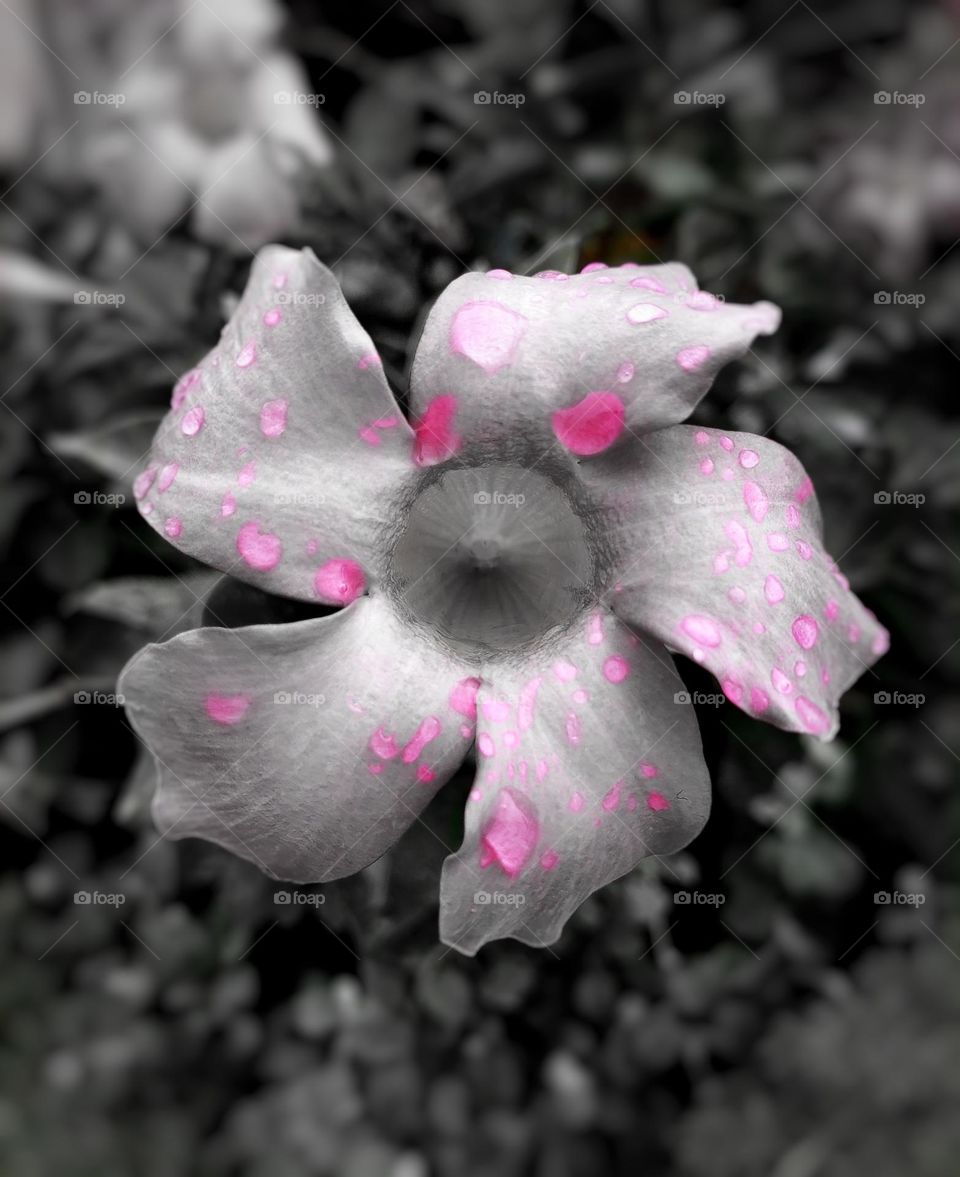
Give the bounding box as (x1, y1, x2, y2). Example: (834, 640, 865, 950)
(1, 0, 958, 1174)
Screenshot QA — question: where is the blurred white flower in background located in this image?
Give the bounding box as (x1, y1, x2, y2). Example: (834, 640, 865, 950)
(2, 0, 332, 253)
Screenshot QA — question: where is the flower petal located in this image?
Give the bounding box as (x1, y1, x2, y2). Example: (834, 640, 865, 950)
(134, 245, 414, 603)
(583, 425, 888, 739)
(439, 612, 711, 954)
(410, 263, 779, 457)
(119, 596, 478, 882)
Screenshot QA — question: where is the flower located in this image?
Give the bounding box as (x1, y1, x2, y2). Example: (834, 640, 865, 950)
(119, 246, 888, 955)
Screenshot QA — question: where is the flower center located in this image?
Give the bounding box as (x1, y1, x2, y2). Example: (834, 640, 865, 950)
(388, 464, 598, 656)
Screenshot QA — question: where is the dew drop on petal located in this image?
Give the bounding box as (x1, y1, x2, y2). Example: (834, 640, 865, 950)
(236, 522, 282, 571)
(260, 399, 288, 438)
(313, 558, 365, 604)
(552, 391, 625, 455)
(205, 693, 250, 725)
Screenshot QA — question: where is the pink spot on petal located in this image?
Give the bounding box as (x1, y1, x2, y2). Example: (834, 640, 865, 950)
(238, 461, 256, 487)
(616, 361, 635, 382)
(414, 394, 462, 466)
(133, 467, 156, 500)
(796, 541, 813, 560)
(220, 492, 236, 518)
(554, 660, 577, 682)
(552, 391, 625, 456)
(479, 788, 539, 878)
(750, 687, 770, 714)
(171, 369, 201, 410)
(728, 586, 746, 604)
(647, 791, 670, 812)
(236, 522, 282, 571)
(700, 457, 715, 475)
(626, 302, 668, 324)
(164, 517, 182, 538)
(565, 713, 581, 745)
(722, 677, 744, 704)
(540, 849, 560, 870)
(518, 677, 542, 731)
(767, 532, 789, 552)
(695, 430, 710, 445)
(724, 519, 753, 566)
(313, 559, 365, 605)
(639, 762, 659, 778)
(587, 613, 605, 646)
(263, 308, 282, 327)
(482, 699, 511, 723)
(786, 504, 801, 528)
(771, 668, 792, 695)
(205, 693, 250, 725)
(602, 780, 622, 811)
(450, 300, 527, 375)
(259, 399, 288, 438)
(738, 449, 760, 468)
(236, 342, 257, 368)
(569, 792, 585, 812)
(477, 733, 496, 758)
(795, 477, 814, 504)
(370, 728, 399, 759)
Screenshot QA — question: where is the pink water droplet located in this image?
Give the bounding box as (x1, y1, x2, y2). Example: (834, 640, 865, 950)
(402, 716, 441, 764)
(680, 614, 722, 647)
(630, 275, 667, 292)
(603, 655, 630, 683)
(370, 728, 399, 759)
(767, 533, 789, 552)
(639, 762, 659, 778)
(205, 693, 251, 725)
(792, 615, 819, 649)
(728, 586, 747, 604)
(677, 345, 711, 372)
(626, 302, 668, 324)
(695, 430, 710, 445)
(569, 792, 585, 812)
(414, 394, 462, 466)
(237, 461, 257, 487)
(771, 667, 792, 694)
(260, 399, 288, 438)
(744, 481, 769, 523)
(450, 300, 527, 375)
(795, 660, 807, 677)
(872, 629, 890, 656)
(477, 732, 496, 758)
(221, 492, 236, 518)
(616, 361, 635, 382)
(554, 660, 577, 682)
(565, 713, 581, 745)
(171, 368, 201, 410)
(700, 457, 715, 475)
(236, 522, 282, 571)
(164, 517, 182, 538)
(647, 791, 670, 812)
(263, 307, 282, 327)
(602, 780, 622, 811)
(795, 696, 830, 735)
(236, 341, 257, 368)
(764, 574, 785, 604)
(486, 268, 513, 280)
(482, 699, 511, 723)
(724, 519, 753, 566)
(552, 391, 625, 455)
(450, 677, 481, 719)
(587, 613, 605, 646)
(479, 788, 539, 878)
(181, 406, 205, 436)
(738, 449, 759, 468)
(313, 558, 365, 604)
(750, 687, 770, 713)
(133, 467, 156, 500)
(157, 462, 179, 492)
(795, 477, 814, 503)
(540, 849, 560, 870)
(796, 540, 813, 560)
(786, 504, 801, 528)
(719, 436, 734, 452)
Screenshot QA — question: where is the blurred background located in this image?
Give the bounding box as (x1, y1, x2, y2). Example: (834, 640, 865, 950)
(1, 0, 959, 1173)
